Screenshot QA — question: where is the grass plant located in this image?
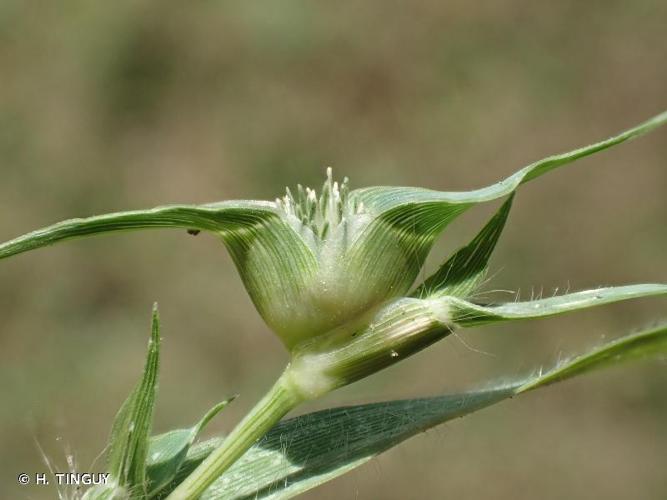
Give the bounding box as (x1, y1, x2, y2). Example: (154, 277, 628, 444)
(1, 111, 666, 499)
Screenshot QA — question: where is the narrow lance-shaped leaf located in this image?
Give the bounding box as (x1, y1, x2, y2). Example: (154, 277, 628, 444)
(412, 194, 514, 299)
(146, 397, 236, 498)
(0, 199, 320, 349)
(0, 201, 276, 261)
(164, 323, 667, 500)
(105, 304, 161, 497)
(353, 110, 667, 213)
(285, 283, 666, 399)
(447, 284, 667, 327)
(517, 324, 667, 392)
(345, 110, 667, 300)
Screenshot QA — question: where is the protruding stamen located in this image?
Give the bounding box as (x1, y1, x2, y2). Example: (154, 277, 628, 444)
(277, 169, 362, 240)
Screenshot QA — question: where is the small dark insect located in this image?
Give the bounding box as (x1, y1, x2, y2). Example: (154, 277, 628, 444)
(187, 229, 201, 236)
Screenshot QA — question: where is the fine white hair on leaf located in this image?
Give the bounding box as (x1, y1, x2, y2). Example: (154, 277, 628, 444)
(426, 298, 453, 327)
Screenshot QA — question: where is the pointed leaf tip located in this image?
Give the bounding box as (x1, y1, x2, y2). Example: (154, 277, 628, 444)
(355, 109, 667, 215)
(146, 396, 235, 497)
(412, 194, 515, 299)
(348, 111, 667, 294)
(105, 309, 162, 495)
(193, 396, 236, 437)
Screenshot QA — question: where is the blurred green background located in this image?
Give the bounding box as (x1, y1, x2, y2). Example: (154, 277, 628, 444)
(1, 1, 666, 499)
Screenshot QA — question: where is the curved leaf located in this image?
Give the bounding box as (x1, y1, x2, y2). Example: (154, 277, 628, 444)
(0, 201, 276, 261)
(353, 110, 667, 214)
(146, 398, 235, 497)
(0, 199, 321, 348)
(346, 111, 667, 297)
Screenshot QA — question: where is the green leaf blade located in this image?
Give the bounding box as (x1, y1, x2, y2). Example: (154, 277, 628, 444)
(354, 110, 667, 214)
(201, 387, 515, 500)
(106, 305, 161, 497)
(517, 109, 667, 185)
(345, 111, 667, 309)
(0, 201, 276, 261)
(412, 194, 514, 299)
(518, 323, 667, 393)
(178, 323, 667, 499)
(146, 398, 235, 498)
(449, 284, 667, 327)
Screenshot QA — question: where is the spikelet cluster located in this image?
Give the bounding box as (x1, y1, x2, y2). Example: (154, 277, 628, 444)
(276, 167, 365, 240)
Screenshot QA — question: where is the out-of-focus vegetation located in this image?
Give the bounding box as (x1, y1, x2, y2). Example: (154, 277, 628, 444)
(0, 2, 665, 499)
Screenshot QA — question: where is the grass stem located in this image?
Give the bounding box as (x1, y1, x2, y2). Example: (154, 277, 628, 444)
(166, 371, 302, 499)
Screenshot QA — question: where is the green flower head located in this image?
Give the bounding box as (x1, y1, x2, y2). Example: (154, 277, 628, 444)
(226, 167, 467, 348)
